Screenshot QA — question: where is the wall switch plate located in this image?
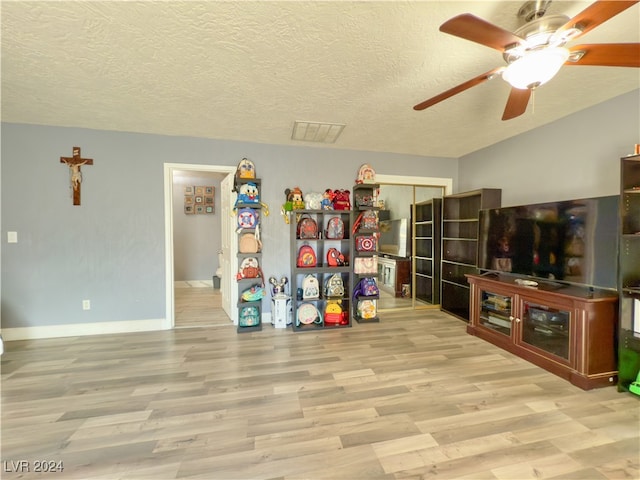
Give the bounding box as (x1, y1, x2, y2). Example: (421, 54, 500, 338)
(8, 232, 17, 243)
(82, 300, 91, 310)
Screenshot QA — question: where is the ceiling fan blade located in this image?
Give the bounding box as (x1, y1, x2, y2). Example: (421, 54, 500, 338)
(502, 88, 531, 121)
(568, 44, 640, 67)
(439, 13, 524, 52)
(558, 0, 639, 39)
(413, 67, 503, 111)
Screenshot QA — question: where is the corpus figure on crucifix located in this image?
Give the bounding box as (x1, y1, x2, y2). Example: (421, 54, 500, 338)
(60, 147, 93, 206)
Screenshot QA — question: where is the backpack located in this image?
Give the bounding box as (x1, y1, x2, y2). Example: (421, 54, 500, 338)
(355, 190, 374, 208)
(239, 226, 262, 253)
(324, 273, 345, 298)
(356, 164, 376, 184)
(239, 306, 260, 327)
(241, 284, 265, 302)
(352, 210, 378, 233)
(238, 257, 261, 280)
(236, 158, 256, 179)
(324, 301, 345, 325)
(353, 277, 379, 298)
(326, 247, 345, 267)
(297, 243, 317, 267)
(237, 207, 259, 229)
(302, 274, 320, 299)
(357, 299, 377, 319)
(297, 302, 322, 326)
(332, 190, 351, 210)
(304, 192, 323, 210)
(237, 182, 260, 204)
(356, 235, 377, 252)
(325, 217, 344, 239)
(354, 256, 378, 274)
(297, 215, 318, 239)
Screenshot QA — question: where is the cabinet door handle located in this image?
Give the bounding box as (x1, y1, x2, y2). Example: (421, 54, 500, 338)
(509, 316, 515, 321)
(515, 317, 521, 323)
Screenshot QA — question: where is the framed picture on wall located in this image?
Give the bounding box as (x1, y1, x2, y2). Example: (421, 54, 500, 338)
(185, 186, 216, 215)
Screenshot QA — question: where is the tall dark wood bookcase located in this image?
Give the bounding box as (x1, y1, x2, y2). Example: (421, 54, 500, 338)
(441, 188, 501, 321)
(618, 153, 640, 393)
(413, 198, 442, 305)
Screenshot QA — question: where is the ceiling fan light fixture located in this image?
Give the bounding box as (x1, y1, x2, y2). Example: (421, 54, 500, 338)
(502, 46, 570, 89)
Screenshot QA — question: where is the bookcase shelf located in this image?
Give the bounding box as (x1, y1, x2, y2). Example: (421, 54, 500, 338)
(440, 188, 501, 321)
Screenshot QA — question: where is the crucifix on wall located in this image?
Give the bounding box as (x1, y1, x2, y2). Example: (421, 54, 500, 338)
(60, 146, 93, 206)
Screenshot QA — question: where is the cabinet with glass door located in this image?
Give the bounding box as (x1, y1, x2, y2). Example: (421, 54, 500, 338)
(468, 273, 618, 390)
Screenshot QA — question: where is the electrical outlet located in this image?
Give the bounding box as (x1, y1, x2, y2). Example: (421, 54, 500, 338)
(82, 300, 91, 310)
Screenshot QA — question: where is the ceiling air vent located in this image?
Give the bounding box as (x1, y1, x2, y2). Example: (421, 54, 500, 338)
(292, 121, 345, 144)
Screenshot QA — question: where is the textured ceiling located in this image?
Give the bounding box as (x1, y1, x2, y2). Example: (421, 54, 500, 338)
(2, 1, 639, 158)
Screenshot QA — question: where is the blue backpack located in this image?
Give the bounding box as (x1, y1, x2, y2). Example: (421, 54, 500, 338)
(353, 277, 379, 298)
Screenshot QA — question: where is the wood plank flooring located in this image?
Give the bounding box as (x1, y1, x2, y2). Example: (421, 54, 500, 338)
(174, 283, 229, 328)
(2, 307, 639, 479)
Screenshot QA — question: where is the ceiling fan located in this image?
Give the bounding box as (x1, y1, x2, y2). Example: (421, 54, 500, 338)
(413, 0, 640, 120)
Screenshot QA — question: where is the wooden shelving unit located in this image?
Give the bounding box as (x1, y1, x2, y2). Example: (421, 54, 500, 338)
(440, 188, 501, 321)
(618, 153, 640, 393)
(413, 198, 441, 305)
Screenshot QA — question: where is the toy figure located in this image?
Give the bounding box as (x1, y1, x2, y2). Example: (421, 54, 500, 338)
(321, 189, 334, 210)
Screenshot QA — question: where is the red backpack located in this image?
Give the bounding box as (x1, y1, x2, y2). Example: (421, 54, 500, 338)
(326, 247, 345, 267)
(332, 190, 351, 210)
(297, 215, 318, 239)
(297, 243, 317, 267)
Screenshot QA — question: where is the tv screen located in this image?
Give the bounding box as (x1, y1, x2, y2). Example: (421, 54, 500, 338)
(478, 195, 618, 290)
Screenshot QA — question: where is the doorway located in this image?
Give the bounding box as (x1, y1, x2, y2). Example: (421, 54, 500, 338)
(375, 174, 452, 312)
(163, 163, 237, 329)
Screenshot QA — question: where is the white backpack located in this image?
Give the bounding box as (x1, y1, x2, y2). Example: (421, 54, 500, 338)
(302, 274, 320, 299)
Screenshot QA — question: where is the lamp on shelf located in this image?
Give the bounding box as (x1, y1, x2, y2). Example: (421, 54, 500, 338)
(502, 46, 570, 90)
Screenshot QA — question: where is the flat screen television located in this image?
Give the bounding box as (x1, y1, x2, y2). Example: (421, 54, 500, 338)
(478, 195, 618, 291)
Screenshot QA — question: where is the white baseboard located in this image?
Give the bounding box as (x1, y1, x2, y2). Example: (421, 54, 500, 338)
(1, 318, 169, 341)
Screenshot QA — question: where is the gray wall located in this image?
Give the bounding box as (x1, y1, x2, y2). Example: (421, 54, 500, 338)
(458, 89, 640, 207)
(0, 124, 456, 330)
(2, 90, 637, 333)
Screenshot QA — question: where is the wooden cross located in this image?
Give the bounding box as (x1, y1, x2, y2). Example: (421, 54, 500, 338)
(60, 147, 93, 206)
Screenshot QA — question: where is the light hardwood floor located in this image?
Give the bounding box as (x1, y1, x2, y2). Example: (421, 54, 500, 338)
(2, 303, 639, 479)
(174, 283, 229, 328)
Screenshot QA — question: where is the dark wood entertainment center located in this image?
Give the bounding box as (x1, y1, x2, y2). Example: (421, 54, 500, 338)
(466, 273, 618, 390)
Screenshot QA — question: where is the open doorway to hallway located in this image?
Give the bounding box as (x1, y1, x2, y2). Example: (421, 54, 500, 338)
(164, 164, 237, 329)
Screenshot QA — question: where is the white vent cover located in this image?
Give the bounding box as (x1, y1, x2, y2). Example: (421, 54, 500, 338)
(292, 121, 345, 144)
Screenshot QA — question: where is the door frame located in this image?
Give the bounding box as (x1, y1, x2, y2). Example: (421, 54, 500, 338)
(163, 163, 237, 329)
